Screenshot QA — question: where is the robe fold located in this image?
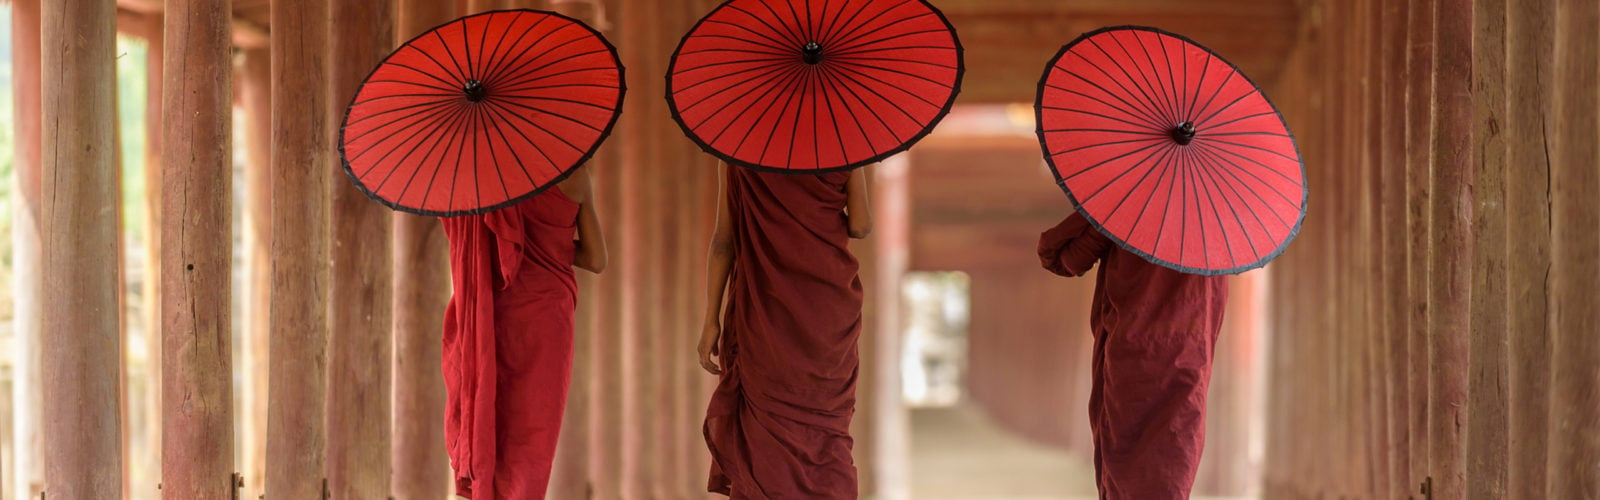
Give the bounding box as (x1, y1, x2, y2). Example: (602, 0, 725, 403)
(440, 190, 580, 499)
(1037, 213, 1228, 500)
(706, 166, 863, 500)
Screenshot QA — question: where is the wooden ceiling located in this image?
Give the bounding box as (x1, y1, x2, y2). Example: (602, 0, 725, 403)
(113, 0, 1302, 101)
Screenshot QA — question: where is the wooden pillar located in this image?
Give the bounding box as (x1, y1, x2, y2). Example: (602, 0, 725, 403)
(1379, 1, 1412, 496)
(239, 47, 273, 500)
(1548, 0, 1600, 496)
(8, 0, 44, 497)
(1404, 0, 1438, 489)
(1466, 0, 1509, 496)
(266, 0, 332, 497)
(1428, 0, 1474, 496)
(1505, 1, 1555, 497)
(40, 0, 121, 496)
(391, 0, 456, 497)
(159, 0, 235, 496)
(327, 0, 396, 497)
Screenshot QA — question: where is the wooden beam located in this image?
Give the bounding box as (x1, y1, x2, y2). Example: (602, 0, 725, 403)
(41, 0, 122, 495)
(265, 0, 331, 497)
(159, 0, 236, 494)
(325, 0, 395, 497)
(390, 0, 456, 497)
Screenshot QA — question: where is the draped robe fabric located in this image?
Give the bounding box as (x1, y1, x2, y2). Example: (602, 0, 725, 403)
(1037, 213, 1228, 500)
(705, 166, 864, 499)
(440, 190, 581, 499)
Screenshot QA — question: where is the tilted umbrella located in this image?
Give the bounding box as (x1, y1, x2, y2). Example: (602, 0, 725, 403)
(1035, 26, 1307, 275)
(668, 0, 964, 173)
(340, 9, 625, 216)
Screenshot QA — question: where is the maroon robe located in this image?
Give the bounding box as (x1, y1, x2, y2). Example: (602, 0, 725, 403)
(440, 190, 580, 499)
(1037, 213, 1228, 500)
(706, 166, 863, 499)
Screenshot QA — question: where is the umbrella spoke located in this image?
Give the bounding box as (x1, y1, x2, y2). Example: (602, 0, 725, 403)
(483, 100, 561, 179)
(833, 59, 952, 94)
(1191, 143, 1303, 207)
(348, 100, 464, 165)
(680, 47, 794, 58)
(828, 43, 953, 60)
(823, 0, 917, 54)
(1078, 140, 1175, 207)
(680, 62, 800, 115)
(359, 78, 462, 95)
(473, 104, 515, 205)
(1063, 55, 1172, 129)
(1185, 52, 1213, 121)
(1141, 31, 1184, 125)
(480, 13, 554, 85)
(756, 66, 811, 165)
(432, 30, 472, 88)
(1097, 36, 1175, 126)
(1060, 140, 1170, 183)
(829, 54, 957, 70)
(1041, 128, 1165, 137)
(344, 100, 460, 147)
(1191, 71, 1238, 126)
(1093, 144, 1178, 247)
(1202, 110, 1279, 132)
(494, 93, 614, 112)
(484, 100, 585, 153)
(500, 66, 617, 91)
(685, 33, 793, 54)
(490, 97, 606, 133)
(822, 62, 900, 146)
(1043, 83, 1167, 130)
(1200, 137, 1301, 163)
(351, 92, 462, 106)
(389, 59, 466, 91)
(829, 64, 926, 124)
(1194, 90, 1254, 129)
(1120, 144, 1180, 252)
(816, 66, 852, 165)
(1187, 148, 1238, 267)
(819, 0, 883, 47)
(703, 20, 802, 55)
(756, 0, 809, 49)
(827, 22, 944, 59)
(830, 63, 943, 109)
(488, 38, 599, 89)
(728, 4, 804, 48)
(1048, 136, 1166, 157)
(672, 59, 793, 96)
(1041, 105, 1167, 135)
(372, 101, 471, 196)
(720, 66, 807, 154)
(482, 23, 581, 86)
(1192, 148, 1268, 259)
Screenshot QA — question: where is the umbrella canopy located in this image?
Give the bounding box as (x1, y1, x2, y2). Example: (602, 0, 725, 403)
(1035, 26, 1306, 276)
(668, 0, 963, 173)
(341, 9, 625, 216)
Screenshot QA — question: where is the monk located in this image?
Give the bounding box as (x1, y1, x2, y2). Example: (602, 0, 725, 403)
(1037, 211, 1227, 500)
(439, 165, 607, 499)
(697, 162, 873, 499)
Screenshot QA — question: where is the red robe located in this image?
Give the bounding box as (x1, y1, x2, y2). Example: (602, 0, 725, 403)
(705, 166, 863, 499)
(1037, 213, 1228, 500)
(440, 190, 580, 499)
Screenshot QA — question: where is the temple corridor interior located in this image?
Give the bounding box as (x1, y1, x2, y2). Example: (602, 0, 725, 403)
(1, 0, 1598, 499)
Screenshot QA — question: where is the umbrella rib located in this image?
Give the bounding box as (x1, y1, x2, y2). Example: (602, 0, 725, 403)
(1176, 35, 1188, 121)
(432, 30, 472, 89)
(358, 78, 462, 95)
(478, 12, 518, 83)
(676, 56, 799, 76)
(1105, 35, 1177, 126)
(1150, 32, 1185, 125)
(828, 43, 954, 59)
(497, 82, 619, 94)
(673, 59, 793, 96)
(482, 100, 561, 179)
(1193, 145, 1291, 230)
(679, 47, 795, 58)
(480, 13, 554, 86)
(490, 97, 606, 133)
(1185, 52, 1212, 121)
(1060, 59, 1170, 130)
(344, 99, 461, 147)
(1191, 70, 1236, 128)
(1203, 131, 1292, 138)
(703, 20, 802, 55)
(817, 67, 851, 167)
(444, 103, 474, 214)
(1096, 143, 1179, 230)
(348, 100, 464, 167)
(1041, 128, 1165, 137)
(832, 60, 940, 99)
(499, 66, 617, 92)
(829, 64, 926, 123)
(1088, 38, 1173, 126)
(684, 33, 792, 54)
(1041, 105, 1169, 135)
(484, 99, 586, 153)
(824, 2, 922, 55)
(351, 92, 464, 105)
(1121, 143, 1181, 254)
(1059, 140, 1170, 183)
(1130, 31, 1181, 127)
(809, 67, 825, 169)
(1179, 147, 1196, 268)
(1187, 148, 1236, 268)
(828, 23, 945, 59)
(819, 0, 883, 47)
(463, 11, 478, 81)
(488, 39, 599, 90)
(496, 94, 615, 112)
(756, 65, 811, 166)
(1201, 110, 1278, 132)
(373, 102, 470, 199)
(1186, 149, 1213, 269)
(1148, 140, 1182, 264)
(680, 62, 801, 115)
(1077, 140, 1175, 207)
(787, 67, 815, 170)
(391, 103, 475, 206)
(423, 104, 478, 214)
(728, 4, 804, 49)
(814, 0, 830, 46)
(830, 54, 957, 70)
(756, 0, 809, 48)
(820, 64, 893, 150)
(1191, 147, 1263, 260)
(474, 104, 516, 205)
(1194, 91, 1254, 129)
(392, 57, 467, 91)
(483, 23, 579, 87)
(1048, 136, 1165, 157)
(720, 65, 808, 156)
(1191, 145, 1299, 221)
(1043, 83, 1166, 130)
(784, 0, 813, 43)
(1200, 137, 1301, 163)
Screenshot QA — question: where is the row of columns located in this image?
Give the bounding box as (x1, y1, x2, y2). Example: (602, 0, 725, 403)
(1262, 0, 1600, 498)
(16, 0, 864, 498)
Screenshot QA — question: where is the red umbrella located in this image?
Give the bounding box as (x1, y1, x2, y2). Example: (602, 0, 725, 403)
(668, 0, 963, 173)
(341, 9, 625, 216)
(1035, 26, 1306, 276)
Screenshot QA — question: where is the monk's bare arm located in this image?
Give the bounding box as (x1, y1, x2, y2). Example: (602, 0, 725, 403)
(698, 165, 736, 375)
(845, 166, 872, 239)
(565, 165, 608, 274)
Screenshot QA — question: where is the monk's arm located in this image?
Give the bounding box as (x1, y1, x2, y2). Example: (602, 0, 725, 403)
(1038, 212, 1112, 277)
(568, 165, 608, 274)
(845, 166, 873, 239)
(698, 166, 736, 375)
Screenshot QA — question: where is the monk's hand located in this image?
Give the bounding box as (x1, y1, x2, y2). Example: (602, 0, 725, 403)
(698, 323, 724, 375)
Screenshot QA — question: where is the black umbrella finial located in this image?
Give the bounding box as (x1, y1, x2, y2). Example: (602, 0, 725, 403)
(464, 80, 488, 103)
(1172, 121, 1197, 145)
(802, 42, 824, 65)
